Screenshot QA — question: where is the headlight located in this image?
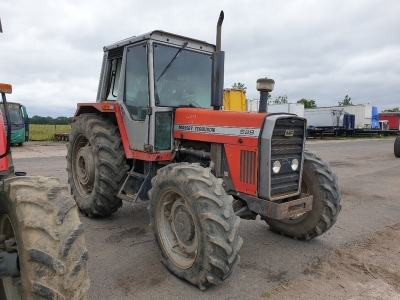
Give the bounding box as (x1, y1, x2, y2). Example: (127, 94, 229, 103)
(272, 160, 281, 173)
(291, 158, 299, 171)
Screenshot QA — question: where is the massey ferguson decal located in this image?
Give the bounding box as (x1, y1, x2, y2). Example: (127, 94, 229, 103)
(174, 124, 260, 137)
(177, 125, 216, 133)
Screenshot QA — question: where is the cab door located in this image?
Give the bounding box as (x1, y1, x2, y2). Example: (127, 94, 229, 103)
(118, 42, 150, 151)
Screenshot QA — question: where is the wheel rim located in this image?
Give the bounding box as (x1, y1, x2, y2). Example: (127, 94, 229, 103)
(156, 189, 198, 269)
(0, 215, 22, 300)
(72, 134, 95, 197)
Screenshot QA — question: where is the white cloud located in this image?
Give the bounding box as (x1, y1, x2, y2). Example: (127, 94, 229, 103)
(1, 0, 399, 117)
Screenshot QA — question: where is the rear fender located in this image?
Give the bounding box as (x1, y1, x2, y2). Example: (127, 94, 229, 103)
(74, 102, 133, 158)
(73, 103, 172, 162)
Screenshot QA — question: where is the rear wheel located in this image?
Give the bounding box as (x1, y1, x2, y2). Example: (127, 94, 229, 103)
(0, 176, 90, 299)
(394, 136, 400, 157)
(263, 151, 341, 240)
(67, 114, 129, 217)
(148, 163, 242, 290)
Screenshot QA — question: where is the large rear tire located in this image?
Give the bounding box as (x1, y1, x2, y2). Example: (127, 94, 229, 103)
(0, 176, 90, 300)
(394, 136, 400, 158)
(67, 114, 129, 217)
(263, 151, 341, 240)
(148, 163, 243, 290)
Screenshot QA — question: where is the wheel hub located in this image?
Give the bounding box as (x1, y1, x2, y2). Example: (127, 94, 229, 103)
(0, 215, 21, 299)
(157, 192, 198, 269)
(174, 208, 195, 242)
(75, 146, 95, 188)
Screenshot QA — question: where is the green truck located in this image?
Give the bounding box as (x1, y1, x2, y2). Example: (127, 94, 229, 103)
(0, 102, 29, 145)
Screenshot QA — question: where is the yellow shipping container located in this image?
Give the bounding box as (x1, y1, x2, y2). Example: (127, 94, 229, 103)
(223, 89, 247, 111)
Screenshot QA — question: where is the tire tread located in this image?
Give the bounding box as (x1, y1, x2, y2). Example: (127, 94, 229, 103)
(0, 176, 90, 299)
(67, 114, 129, 217)
(148, 163, 242, 290)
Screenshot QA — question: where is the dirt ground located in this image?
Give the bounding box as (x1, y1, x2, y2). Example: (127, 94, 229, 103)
(11, 139, 400, 299)
(263, 223, 400, 299)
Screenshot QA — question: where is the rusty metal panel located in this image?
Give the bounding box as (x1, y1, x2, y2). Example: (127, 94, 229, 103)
(246, 193, 313, 220)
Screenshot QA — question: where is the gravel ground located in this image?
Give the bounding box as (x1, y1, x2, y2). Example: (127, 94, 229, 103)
(10, 137, 400, 299)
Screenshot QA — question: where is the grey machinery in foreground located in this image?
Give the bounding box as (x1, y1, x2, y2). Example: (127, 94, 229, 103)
(0, 83, 90, 300)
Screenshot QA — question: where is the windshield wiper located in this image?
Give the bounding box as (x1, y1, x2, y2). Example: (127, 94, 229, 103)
(156, 42, 188, 81)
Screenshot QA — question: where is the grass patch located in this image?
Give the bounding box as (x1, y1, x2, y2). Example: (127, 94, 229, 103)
(261, 281, 293, 298)
(261, 291, 272, 298)
(29, 124, 71, 141)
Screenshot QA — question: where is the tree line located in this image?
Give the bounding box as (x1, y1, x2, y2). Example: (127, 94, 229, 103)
(29, 115, 73, 125)
(29, 85, 400, 123)
(231, 83, 399, 111)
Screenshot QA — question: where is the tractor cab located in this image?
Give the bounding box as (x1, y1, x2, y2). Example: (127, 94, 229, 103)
(97, 31, 215, 152)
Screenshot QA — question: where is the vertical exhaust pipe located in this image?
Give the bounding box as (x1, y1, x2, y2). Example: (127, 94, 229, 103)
(216, 11, 224, 51)
(211, 11, 225, 110)
(256, 77, 275, 113)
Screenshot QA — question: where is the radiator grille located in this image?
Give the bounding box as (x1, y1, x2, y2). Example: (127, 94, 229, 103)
(270, 118, 305, 198)
(240, 150, 256, 185)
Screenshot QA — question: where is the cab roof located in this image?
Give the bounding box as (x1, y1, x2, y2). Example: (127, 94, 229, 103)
(103, 30, 216, 53)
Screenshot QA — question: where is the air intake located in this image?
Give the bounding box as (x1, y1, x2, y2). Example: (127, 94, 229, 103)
(240, 150, 256, 185)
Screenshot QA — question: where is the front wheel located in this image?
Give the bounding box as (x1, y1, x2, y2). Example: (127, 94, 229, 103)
(263, 151, 341, 240)
(0, 176, 90, 299)
(148, 163, 243, 290)
(394, 136, 400, 158)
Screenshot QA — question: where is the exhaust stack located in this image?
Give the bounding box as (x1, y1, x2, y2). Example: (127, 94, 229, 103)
(256, 77, 275, 113)
(216, 11, 224, 51)
(211, 11, 225, 110)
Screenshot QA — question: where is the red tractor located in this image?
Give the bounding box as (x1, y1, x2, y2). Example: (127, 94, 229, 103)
(0, 83, 89, 299)
(67, 12, 341, 290)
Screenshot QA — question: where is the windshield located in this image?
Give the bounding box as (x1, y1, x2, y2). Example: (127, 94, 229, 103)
(153, 43, 212, 108)
(0, 104, 23, 124)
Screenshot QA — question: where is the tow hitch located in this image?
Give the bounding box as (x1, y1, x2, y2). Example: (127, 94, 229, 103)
(245, 194, 313, 220)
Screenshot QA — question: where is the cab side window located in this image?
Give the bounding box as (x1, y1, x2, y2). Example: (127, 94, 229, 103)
(106, 58, 122, 101)
(124, 43, 149, 121)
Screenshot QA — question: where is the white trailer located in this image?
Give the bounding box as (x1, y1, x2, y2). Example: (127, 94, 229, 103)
(304, 107, 345, 127)
(246, 100, 304, 117)
(335, 105, 373, 129)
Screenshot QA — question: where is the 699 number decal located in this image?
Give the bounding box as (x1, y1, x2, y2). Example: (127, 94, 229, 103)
(239, 129, 255, 136)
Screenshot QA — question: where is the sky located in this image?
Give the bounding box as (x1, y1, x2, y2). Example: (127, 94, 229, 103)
(1, 0, 399, 117)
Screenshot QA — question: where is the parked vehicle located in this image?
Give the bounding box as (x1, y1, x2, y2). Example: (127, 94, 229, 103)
(66, 12, 341, 290)
(304, 107, 345, 128)
(379, 112, 400, 131)
(395, 136, 400, 157)
(0, 102, 28, 146)
(0, 83, 90, 299)
(336, 104, 379, 129)
(223, 89, 246, 111)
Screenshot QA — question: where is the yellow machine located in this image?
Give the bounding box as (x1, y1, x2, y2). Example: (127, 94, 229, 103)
(223, 89, 247, 111)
